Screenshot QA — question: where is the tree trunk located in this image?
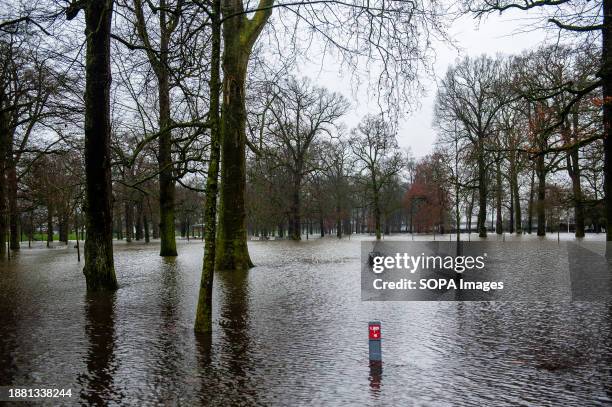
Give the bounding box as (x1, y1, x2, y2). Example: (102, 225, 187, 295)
(143, 211, 150, 243)
(466, 191, 474, 234)
(568, 146, 585, 238)
(527, 167, 535, 234)
(336, 204, 342, 239)
(80, 0, 118, 291)
(125, 202, 133, 242)
(157, 71, 177, 256)
(602, 0, 612, 243)
(512, 164, 522, 234)
(373, 190, 382, 240)
(476, 137, 487, 237)
(508, 151, 520, 234)
(7, 157, 19, 250)
(135, 199, 143, 241)
(495, 158, 502, 234)
(46, 202, 53, 247)
(536, 154, 546, 236)
(195, 1, 221, 332)
(59, 214, 69, 243)
(289, 174, 301, 240)
(216, 0, 272, 272)
(0, 111, 6, 256)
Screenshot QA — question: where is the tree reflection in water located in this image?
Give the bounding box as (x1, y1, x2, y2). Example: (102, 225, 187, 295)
(77, 291, 123, 404)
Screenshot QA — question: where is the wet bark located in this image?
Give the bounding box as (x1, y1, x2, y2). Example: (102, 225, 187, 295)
(216, 0, 272, 271)
(195, 0, 221, 333)
(78, 0, 118, 291)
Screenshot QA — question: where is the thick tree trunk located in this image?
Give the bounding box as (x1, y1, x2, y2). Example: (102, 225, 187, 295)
(158, 71, 177, 256)
(216, 0, 272, 272)
(477, 138, 487, 237)
(80, 0, 118, 291)
(216, 36, 250, 269)
(195, 1, 221, 333)
(536, 154, 546, 236)
(216, 36, 252, 271)
(509, 188, 514, 234)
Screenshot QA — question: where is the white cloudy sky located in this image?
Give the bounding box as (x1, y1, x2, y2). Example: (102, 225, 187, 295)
(291, 8, 553, 158)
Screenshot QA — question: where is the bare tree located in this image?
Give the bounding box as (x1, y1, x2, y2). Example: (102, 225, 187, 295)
(435, 55, 514, 237)
(258, 77, 348, 240)
(350, 115, 404, 240)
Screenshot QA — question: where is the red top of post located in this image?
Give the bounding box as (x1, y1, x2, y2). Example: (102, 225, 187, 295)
(368, 322, 381, 340)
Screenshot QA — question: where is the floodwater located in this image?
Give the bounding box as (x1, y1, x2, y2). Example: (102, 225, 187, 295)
(1, 234, 611, 406)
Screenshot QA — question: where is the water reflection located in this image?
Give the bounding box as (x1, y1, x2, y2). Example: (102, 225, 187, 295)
(78, 292, 122, 404)
(0, 239, 611, 405)
(151, 257, 183, 403)
(368, 361, 382, 396)
(217, 270, 253, 382)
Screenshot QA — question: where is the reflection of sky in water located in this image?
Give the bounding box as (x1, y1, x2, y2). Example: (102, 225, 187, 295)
(0, 236, 610, 405)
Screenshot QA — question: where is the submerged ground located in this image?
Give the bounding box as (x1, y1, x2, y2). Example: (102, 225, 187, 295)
(1, 234, 611, 406)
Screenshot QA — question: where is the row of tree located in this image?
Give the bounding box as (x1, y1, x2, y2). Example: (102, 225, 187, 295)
(1, 0, 610, 335)
(435, 45, 605, 238)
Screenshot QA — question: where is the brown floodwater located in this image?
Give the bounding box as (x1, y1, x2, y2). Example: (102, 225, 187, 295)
(0, 235, 611, 406)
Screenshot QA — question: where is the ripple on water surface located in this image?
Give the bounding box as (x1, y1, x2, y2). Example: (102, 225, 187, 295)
(0, 236, 611, 405)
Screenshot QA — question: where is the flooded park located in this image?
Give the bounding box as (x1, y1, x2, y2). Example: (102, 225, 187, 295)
(1, 235, 611, 405)
(3, 0, 612, 404)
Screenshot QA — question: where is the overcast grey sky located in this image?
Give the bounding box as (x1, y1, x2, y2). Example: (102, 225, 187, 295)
(293, 9, 550, 158)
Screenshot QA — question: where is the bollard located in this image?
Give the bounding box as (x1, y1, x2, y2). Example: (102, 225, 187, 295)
(368, 321, 382, 362)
